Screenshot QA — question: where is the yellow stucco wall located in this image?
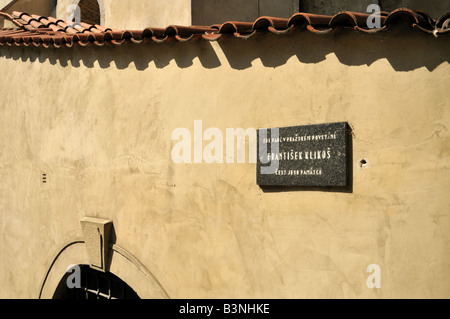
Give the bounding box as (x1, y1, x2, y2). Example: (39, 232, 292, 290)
(0, 28, 449, 299)
(103, 0, 191, 29)
(55, 0, 192, 29)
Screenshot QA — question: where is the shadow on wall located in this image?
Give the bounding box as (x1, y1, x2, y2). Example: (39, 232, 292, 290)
(0, 23, 449, 72)
(218, 26, 450, 72)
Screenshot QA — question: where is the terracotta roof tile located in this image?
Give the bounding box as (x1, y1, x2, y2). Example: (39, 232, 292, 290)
(0, 9, 449, 49)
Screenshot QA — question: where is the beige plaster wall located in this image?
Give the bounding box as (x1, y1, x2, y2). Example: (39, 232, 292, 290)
(103, 0, 191, 29)
(0, 0, 10, 9)
(0, 28, 449, 299)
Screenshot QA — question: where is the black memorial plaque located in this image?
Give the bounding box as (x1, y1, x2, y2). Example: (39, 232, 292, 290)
(257, 122, 351, 187)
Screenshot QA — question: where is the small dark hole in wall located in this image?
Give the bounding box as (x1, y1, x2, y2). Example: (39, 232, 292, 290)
(42, 173, 47, 184)
(360, 159, 368, 168)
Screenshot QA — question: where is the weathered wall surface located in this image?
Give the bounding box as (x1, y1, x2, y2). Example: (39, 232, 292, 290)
(382, 1, 450, 19)
(301, 0, 450, 18)
(55, 0, 191, 29)
(0, 0, 10, 9)
(192, 0, 258, 26)
(0, 28, 449, 299)
(301, 0, 377, 15)
(0, 0, 52, 15)
(102, 0, 191, 29)
(192, 0, 299, 25)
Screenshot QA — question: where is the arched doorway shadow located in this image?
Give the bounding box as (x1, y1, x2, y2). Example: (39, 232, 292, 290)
(53, 264, 140, 299)
(39, 240, 169, 299)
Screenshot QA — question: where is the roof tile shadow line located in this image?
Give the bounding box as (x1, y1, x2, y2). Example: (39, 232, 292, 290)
(268, 25, 295, 35)
(354, 26, 389, 34)
(201, 33, 224, 41)
(164, 25, 217, 37)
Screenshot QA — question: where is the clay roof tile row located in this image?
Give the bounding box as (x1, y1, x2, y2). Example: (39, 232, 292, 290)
(0, 8, 449, 48)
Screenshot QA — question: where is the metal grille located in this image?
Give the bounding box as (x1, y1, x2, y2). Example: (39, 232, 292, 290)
(53, 265, 140, 300)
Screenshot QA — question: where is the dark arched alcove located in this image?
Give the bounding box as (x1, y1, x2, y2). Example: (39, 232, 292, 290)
(79, 0, 101, 25)
(53, 265, 140, 299)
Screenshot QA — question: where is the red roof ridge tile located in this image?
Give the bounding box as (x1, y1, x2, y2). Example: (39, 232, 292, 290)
(0, 9, 449, 48)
